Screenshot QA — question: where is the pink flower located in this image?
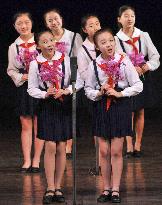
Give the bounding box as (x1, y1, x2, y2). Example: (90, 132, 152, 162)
(55, 42, 69, 54)
(128, 51, 145, 67)
(39, 60, 64, 87)
(16, 48, 38, 72)
(100, 56, 123, 85)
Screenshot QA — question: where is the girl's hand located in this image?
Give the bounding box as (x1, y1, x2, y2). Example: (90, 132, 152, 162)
(135, 66, 143, 76)
(97, 90, 103, 97)
(54, 89, 64, 99)
(22, 74, 28, 81)
(63, 89, 71, 95)
(106, 88, 123, 98)
(47, 86, 55, 96)
(101, 84, 110, 93)
(141, 64, 149, 73)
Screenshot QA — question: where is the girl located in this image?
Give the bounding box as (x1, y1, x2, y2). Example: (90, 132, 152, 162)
(43, 8, 83, 158)
(76, 14, 101, 173)
(28, 30, 72, 204)
(7, 12, 44, 173)
(85, 28, 143, 203)
(115, 5, 160, 157)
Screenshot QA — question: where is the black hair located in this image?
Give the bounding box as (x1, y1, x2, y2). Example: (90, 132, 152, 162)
(117, 5, 135, 28)
(34, 29, 53, 45)
(93, 28, 114, 47)
(43, 8, 64, 27)
(80, 14, 100, 39)
(81, 14, 99, 29)
(13, 11, 33, 25)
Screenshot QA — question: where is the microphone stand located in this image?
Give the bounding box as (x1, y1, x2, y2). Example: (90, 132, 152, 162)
(70, 57, 77, 205)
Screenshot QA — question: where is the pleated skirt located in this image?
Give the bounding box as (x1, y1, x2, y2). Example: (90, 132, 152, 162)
(16, 82, 39, 116)
(92, 95, 132, 140)
(76, 88, 89, 137)
(132, 71, 159, 111)
(37, 97, 72, 142)
(76, 88, 89, 109)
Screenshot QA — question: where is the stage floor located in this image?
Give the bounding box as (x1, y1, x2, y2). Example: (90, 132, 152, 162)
(0, 109, 162, 205)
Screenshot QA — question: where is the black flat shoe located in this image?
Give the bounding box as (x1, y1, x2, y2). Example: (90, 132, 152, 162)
(124, 151, 133, 158)
(133, 150, 142, 158)
(111, 190, 121, 203)
(89, 166, 102, 176)
(31, 167, 40, 173)
(54, 189, 65, 203)
(97, 190, 111, 203)
(21, 166, 31, 173)
(42, 190, 55, 204)
(66, 153, 72, 160)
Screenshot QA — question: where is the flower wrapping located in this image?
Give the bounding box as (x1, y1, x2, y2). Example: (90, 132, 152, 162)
(16, 48, 38, 72)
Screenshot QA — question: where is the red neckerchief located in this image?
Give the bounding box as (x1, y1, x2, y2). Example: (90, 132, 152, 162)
(98, 54, 124, 111)
(19, 42, 35, 48)
(125, 36, 140, 54)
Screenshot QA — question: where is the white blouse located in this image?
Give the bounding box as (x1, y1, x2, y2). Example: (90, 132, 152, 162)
(77, 38, 96, 81)
(59, 29, 83, 57)
(27, 51, 72, 99)
(76, 38, 96, 90)
(7, 35, 36, 87)
(85, 53, 143, 101)
(115, 27, 160, 71)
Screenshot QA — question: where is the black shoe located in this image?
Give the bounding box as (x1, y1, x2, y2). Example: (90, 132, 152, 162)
(54, 189, 65, 203)
(66, 153, 72, 160)
(111, 190, 121, 203)
(133, 150, 142, 158)
(42, 190, 55, 204)
(97, 190, 111, 203)
(89, 166, 101, 176)
(20, 166, 31, 173)
(31, 167, 40, 173)
(125, 151, 133, 158)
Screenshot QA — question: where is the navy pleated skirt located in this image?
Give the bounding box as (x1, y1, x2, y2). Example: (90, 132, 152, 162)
(37, 97, 72, 142)
(76, 88, 89, 109)
(92, 95, 132, 140)
(132, 71, 159, 111)
(16, 82, 39, 116)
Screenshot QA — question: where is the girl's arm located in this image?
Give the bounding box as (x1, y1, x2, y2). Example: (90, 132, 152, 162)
(27, 60, 47, 99)
(77, 47, 90, 81)
(62, 56, 73, 94)
(84, 62, 103, 101)
(72, 33, 83, 56)
(121, 57, 143, 97)
(143, 32, 160, 71)
(7, 44, 24, 87)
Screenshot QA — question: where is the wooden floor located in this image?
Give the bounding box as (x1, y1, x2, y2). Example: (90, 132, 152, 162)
(0, 108, 162, 205)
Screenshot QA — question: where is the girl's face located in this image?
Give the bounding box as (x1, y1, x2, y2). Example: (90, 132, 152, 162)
(83, 16, 101, 38)
(118, 9, 135, 30)
(14, 14, 32, 36)
(45, 11, 63, 31)
(37, 32, 55, 59)
(96, 32, 115, 58)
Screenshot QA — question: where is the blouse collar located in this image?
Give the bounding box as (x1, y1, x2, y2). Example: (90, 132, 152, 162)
(116, 27, 141, 41)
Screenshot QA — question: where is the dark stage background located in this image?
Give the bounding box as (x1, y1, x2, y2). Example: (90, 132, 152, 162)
(0, 0, 162, 129)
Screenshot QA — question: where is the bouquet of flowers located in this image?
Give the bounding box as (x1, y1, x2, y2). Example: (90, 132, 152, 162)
(99, 55, 123, 111)
(16, 48, 38, 72)
(128, 51, 146, 81)
(39, 55, 64, 101)
(55, 42, 69, 54)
